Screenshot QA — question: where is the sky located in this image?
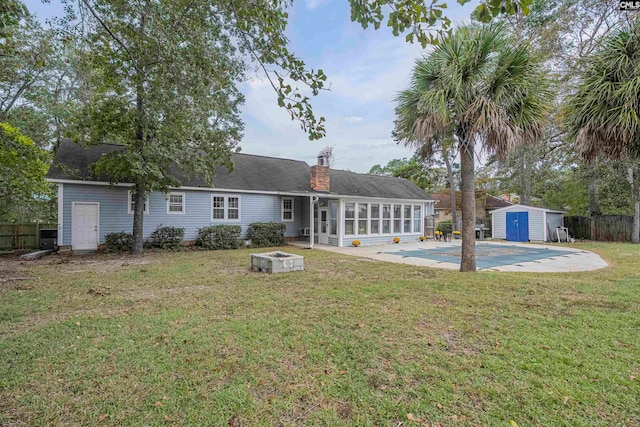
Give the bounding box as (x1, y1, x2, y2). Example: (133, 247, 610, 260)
(24, 0, 477, 172)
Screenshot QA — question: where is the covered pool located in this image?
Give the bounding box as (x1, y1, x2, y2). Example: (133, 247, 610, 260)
(385, 243, 586, 270)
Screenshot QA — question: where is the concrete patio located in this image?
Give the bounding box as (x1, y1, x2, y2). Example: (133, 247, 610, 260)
(291, 239, 608, 272)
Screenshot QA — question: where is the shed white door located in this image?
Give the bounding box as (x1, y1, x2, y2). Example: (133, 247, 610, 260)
(73, 203, 99, 250)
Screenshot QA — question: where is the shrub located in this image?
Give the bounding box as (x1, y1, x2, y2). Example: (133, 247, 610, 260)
(104, 232, 133, 253)
(247, 222, 286, 247)
(352, 240, 361, 247)
(393, 237, 400, 243)
(436, 220, 453, 233)
(419, 235, 426, 241)
(145, 225, 184, 250)
(195, 225, 242, 250)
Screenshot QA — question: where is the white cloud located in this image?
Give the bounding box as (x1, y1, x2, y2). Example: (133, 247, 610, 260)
(305, 0, 327, 10)
(338, 116, 363, 123)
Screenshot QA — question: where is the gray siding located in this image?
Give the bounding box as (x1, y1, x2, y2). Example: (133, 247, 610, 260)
(528, 210, 545, 241)
(61, 184, 303, 246)
(492, 210, 506, 239)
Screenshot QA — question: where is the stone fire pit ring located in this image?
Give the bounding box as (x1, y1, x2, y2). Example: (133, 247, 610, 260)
(251, 251, 304, 274)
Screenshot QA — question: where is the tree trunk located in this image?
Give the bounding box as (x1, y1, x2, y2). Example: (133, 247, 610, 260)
(443, 145, 458, 231)
(130, 77, 146, 254)
(130, 4, 148, 255)
(131, 185, 145, 254)
(628, 165, 640, 244)
(459, 134, 476, 272)
(587, 162, 601, 217)
(516, 146, 532, 205)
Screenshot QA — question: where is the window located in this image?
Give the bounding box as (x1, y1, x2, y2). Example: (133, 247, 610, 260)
(128, 190, 148, 214)
(371, 204, 380, 234)
(330, 202, 338, 235)
(167, 192, 185, 214)
(345, 203, 355, 235)
(393, 204, 402, 233)
(358, 203, 368, 234)
(213, 196, 225, 219)
(382, 204, 391, 234)
(228, 197, 239, 219)
(404, 205, 412, 233)
(414, 205, 422, 233)
(211, 194, 241, 221)
(281, 197, 294, 222)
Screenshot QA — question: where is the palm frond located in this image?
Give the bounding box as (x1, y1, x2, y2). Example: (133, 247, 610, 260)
(565, 20, 640, 161)
(393, 22, 551, 160)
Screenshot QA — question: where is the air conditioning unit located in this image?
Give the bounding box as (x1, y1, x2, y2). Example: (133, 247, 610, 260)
(300, 227, 310, 236)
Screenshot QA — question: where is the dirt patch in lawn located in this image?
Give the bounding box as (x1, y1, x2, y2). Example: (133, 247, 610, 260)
(0, 252, 162, 275)
(0, 268, 36, 292)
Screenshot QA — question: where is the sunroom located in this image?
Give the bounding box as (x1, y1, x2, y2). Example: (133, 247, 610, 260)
(299, 196, 433, 247)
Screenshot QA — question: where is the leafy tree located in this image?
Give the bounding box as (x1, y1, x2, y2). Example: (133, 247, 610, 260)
(0, 0, 28, 56)
(394, 23, 551, 272)
(496, 0, 627, 210)
(564, 20, 640, 243)
(369, 157, 447, 192)
(62, 0, 331, 253)
(0, 14, 51, 119)
(537, 160, 635, 216)
(1, 4, 81, 149)
(349, 0, 532, 46)
(0, 123, 51, 221)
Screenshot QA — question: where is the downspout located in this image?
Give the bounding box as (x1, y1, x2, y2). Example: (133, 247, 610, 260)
(309, 195, 318, 249)
(57, 184, 64, 246)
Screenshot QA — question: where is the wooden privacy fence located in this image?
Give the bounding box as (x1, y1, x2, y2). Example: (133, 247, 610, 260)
(0, 222, 58, 251)
(564, 215, 634, 242)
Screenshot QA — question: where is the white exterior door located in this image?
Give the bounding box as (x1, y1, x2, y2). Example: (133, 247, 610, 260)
(73, 202, 99, 250)
(318, 207, 329, 244)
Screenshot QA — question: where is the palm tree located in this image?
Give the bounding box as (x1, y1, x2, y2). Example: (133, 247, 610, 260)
(394, 23, 551, 272)
(564, 19, 640, 243)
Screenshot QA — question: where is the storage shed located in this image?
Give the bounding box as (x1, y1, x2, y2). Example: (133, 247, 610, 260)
(491, 205, 565, 242)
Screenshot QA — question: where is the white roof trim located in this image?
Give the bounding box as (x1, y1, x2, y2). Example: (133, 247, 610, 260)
(489, 204, 565, 214)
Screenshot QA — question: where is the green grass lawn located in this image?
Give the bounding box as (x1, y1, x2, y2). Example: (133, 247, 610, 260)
(1, 243, 638, 426)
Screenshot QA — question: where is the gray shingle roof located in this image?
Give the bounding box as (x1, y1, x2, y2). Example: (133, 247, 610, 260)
(47, 139, 430, 200)
(328, 169, 429, 200)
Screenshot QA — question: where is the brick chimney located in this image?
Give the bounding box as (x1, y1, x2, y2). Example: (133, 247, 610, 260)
(311, 155, 330, 192)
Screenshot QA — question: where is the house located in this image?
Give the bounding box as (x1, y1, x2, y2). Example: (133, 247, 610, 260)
(46, 140, 435, 251)
(491, 204, 565, 242)
(498, 193, 542, 205)
(432, 190, 512, 229)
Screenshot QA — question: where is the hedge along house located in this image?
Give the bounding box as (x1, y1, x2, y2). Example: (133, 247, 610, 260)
(46, 140, 435, 251)
(491, 204, 565, 242)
